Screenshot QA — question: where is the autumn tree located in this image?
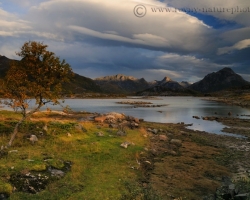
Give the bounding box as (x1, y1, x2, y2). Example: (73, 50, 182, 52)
(1, 41, 73, 146)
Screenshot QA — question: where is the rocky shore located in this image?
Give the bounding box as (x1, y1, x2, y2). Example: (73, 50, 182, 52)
(116, 100, 168, 108)
(206, 97, 250, 108)
(91, 112, 250, 199)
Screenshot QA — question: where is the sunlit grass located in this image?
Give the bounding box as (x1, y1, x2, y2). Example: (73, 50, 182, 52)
(0, 110, 149, 199)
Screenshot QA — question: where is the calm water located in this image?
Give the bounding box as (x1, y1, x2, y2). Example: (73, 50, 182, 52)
(2, 97, 250, 137)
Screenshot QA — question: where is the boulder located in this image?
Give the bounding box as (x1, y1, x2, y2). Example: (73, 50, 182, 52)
(96, 132, 104, 137)
(117, 130, 127, 136)
(29, 135, 38, 144)
(74, 124, 87, 132)
(159, 135, 168, 141)
(130, 122, 139, 128)
(120, 142, 131, 149)
(94, 116, 106, 123)
(134, 118, 140, 123)
(109, 124, 118, 129)
(170, 139, 182, 147)
(193, 116, 200, 119)
(152, 129, 158, 134)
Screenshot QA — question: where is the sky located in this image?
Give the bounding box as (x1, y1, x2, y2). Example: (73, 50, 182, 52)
(0, 0, 250, 83)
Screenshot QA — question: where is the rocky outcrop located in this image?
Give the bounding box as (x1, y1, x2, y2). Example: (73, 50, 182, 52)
(137, 76, 196, 96)
(95, 74, 149, 94)
(188, 67, 249, 93)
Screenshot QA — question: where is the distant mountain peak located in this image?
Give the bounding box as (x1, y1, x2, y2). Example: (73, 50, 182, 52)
(188, 67, 249, 93)
(161, 76, 172, 82)
(95, 74, 138, 81)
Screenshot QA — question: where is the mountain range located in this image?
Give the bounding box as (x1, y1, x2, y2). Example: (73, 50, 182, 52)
(0, 55, 249, 96)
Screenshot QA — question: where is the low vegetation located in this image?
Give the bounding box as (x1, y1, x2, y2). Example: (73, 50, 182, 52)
(0, 110, 249, 199)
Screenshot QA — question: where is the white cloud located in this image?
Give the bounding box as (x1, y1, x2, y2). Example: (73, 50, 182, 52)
(218, 39, 250, 55)
(23, 0, 212, 53)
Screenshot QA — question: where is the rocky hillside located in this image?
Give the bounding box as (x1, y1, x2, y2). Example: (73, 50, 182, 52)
(188, 67, 249, 93)
(0, 55, 103, 95)
(137, 76, 197, 96)
(95, 74, 149, 94)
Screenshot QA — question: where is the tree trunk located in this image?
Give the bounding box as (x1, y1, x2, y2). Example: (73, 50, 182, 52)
(8, 104, 43, 147)
(8, 117, 26, 147)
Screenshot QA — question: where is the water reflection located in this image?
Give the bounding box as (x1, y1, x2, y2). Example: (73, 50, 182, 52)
(1, 97, 250, 137)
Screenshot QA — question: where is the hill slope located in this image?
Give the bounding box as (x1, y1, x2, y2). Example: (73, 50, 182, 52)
(188, 67, 249, 93)
(0, 55, 103, 94)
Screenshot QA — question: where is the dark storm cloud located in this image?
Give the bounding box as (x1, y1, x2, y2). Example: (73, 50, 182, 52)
(0, 0, 249, 82)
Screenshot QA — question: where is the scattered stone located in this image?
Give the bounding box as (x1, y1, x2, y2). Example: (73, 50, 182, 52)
(49, 169, 65, 178)
(193, 116, 200, 119)
(159, 135, 168, 141)
(94, 116, 106, 123)
(96, 125, 102, 129)
(109, 124, 118, 128)
(152, 129, 158, 134)
(170, 151, 177, 156)
(9, 150, 18, 153)
(170, 139, 182, 147)
(120, 142, 131, 149)
(130, 122, 139, 128)
(43, 124, 48, 132)
(134, 118, 140, 123)
(29, 135, 38, 144)
(96, 132, 104, 137)
(116, 130, 126, 136)
(74, 124, 87, 132)
(67, 132, 72, 137)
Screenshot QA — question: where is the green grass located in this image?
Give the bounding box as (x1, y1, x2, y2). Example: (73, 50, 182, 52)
(0, 111, 149, 199)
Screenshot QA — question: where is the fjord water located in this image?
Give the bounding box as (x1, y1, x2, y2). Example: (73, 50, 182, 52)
(57, 97, 250, 137)
(3, 97, 250, 137)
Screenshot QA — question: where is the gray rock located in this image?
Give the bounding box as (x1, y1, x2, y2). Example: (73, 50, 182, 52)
(147, 128, 152, 132)
(29, 135, 38, 144)
(67, 132, 72, 137)
(120, 142, 131, 149)
(96, 132, 104, 137)
(50, 169, 65, 178)
(43, 124, 48, 132)
(116, 130, 126, 136)
(75, 124, 87, 132)
(152, 129, 158, 134)
(170, 139, 182, 147)
(109, 124, 118, 129)
(130, 122, 139, 128)
(159, 135, 168, 141)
